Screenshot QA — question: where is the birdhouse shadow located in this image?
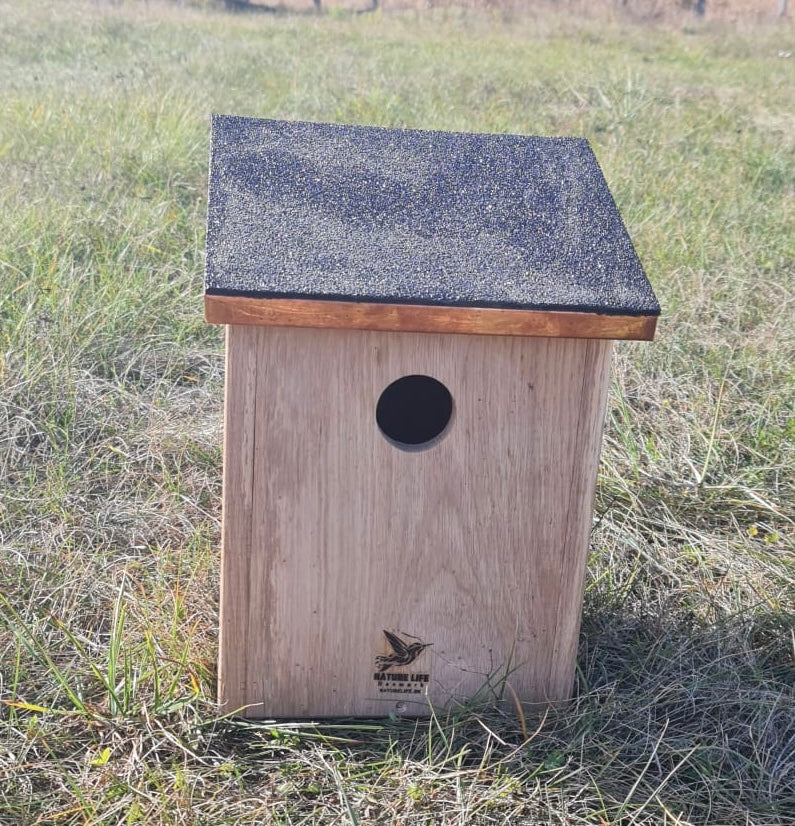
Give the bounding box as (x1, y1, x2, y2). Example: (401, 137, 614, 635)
(210, 600, 793, 817)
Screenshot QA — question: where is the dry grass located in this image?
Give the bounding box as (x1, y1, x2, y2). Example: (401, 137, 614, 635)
(1, 0, 793, 823)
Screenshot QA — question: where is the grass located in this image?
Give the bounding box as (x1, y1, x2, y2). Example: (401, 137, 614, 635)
(0, 0, 793, 823)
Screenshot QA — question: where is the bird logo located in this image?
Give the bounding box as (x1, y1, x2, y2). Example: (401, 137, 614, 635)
(376, 630, 431, 673)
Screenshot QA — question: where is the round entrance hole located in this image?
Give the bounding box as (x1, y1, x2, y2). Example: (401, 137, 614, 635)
(376, 374, 453, 451)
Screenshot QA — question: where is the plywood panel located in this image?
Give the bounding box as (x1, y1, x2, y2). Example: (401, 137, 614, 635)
(217, 325, 260, 713)
(218, 327, 612, 717)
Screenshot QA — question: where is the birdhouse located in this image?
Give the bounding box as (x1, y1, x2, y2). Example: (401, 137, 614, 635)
(204, 115, 659, 718)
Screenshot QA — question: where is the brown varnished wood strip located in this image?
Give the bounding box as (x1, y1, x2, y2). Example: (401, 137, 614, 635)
(205, 294, 657, 341)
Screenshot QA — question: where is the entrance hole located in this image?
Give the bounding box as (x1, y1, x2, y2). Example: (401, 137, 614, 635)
(376, 374, 453, 451)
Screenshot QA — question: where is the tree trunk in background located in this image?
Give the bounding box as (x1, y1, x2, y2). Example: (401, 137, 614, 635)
(779, 0, 788, 17)
(695, 0, 706, 17)
(313, 0, 322, 11)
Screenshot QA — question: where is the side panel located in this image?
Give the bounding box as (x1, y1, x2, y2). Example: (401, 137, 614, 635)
(218, 328, 612, 717)
(217, 325, 260, 713)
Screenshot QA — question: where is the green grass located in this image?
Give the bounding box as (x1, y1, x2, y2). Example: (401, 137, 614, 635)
(1, 0, 793, 823)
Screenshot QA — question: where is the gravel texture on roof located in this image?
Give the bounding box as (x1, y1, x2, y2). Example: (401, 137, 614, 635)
(205, 115, 659, 317)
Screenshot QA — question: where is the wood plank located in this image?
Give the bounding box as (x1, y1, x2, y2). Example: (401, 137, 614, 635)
(217, 325, 260, 714)
(218, 327, 615, 717)
(205, 294, 657, 341)
(545, 338, 612, 701)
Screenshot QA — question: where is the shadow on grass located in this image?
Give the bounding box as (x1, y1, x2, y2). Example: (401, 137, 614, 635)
(209, 603, 794, 824)
(221, 0, 285, 13)
(220, 0, 379, 14)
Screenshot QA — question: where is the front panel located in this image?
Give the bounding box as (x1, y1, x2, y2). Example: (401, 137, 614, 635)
(218, 325, 611, 717)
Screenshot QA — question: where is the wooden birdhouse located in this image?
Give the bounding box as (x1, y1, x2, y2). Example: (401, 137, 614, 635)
(204, 115, 659, 718)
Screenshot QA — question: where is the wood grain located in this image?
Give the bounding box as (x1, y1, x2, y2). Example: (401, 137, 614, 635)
(205, 294, 657, 341)
(218, 327, 613, 717)
(217, 325, 260, 713)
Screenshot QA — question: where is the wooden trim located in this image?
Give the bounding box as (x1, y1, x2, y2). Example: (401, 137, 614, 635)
(205, 294, 657, 341)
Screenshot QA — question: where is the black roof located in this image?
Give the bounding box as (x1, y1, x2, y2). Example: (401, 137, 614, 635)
(206, 115, 659, 318)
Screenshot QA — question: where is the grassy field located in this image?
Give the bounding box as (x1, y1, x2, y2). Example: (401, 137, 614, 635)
(1, 1, 793, 823)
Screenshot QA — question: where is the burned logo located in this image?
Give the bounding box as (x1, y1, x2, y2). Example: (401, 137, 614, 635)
(373, 630, 431, 695)
(376, 630, 431, 672)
